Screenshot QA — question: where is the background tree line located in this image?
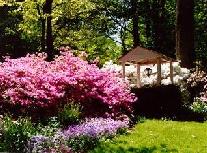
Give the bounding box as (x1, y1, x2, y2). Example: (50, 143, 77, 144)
(0, 0, 206, 69)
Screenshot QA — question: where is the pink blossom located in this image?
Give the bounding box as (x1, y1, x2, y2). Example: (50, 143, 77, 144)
(0, 48, 136, 109)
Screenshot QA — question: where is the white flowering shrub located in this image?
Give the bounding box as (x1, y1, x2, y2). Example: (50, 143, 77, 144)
(102, 61, 190, 87)
(190, 97, 207, 115)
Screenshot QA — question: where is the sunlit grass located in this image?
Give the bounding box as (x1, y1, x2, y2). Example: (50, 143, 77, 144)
(90, 120, 207, 153)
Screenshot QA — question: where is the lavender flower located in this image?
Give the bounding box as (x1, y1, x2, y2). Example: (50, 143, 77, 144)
(28, 134, 72, 153)
(62, 118, 128, 138)
(28, 118, 128, 152)
(27, 135, 49, 153)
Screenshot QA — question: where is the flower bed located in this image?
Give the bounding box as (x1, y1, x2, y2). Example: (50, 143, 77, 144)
(0, 48, 136, 152)
(28, 118, 129, 153)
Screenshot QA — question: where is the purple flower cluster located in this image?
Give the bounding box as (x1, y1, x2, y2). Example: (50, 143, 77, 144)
(28, 118, 128, 152)
(61, 117, 129, 138)
(28, 134, 72, 153)
(27, 135, 49, 153)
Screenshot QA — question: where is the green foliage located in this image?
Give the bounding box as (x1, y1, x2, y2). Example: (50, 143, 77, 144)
(180, 88, 191, 106)
(93, 0, 176, 56)
(67, 136, 99, 152)
(0, 3, 24, 57)
(19, 0, 121, 63)
(38, 117, 60, 136)
(191, 98, 207, 115)
(0, 116, 37, 153)
(194, 0, 207, 70)
(58, 103, 81, 127)
(136, 116, 146, 124)
(0, 0, 207, 68)
(0, 0, 122, 63)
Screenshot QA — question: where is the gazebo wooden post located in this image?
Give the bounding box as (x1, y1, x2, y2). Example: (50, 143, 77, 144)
(157, 58, 161, 85)
(122, 62, 126, 79)
(170, 60, 174, 84)
(136, 63, 141, 88)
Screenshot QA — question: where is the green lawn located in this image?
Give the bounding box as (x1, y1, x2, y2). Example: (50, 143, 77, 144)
(90, 120, 207, 153)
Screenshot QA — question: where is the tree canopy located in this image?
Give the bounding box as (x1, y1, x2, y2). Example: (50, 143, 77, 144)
(0, 0, 207, 68)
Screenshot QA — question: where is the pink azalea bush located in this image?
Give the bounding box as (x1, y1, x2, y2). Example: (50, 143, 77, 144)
(0, 47, 136, 113)
(187, 71, 207, 99)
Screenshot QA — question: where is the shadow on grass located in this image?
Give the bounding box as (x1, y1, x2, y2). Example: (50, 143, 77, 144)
(90, 143, 178, 153)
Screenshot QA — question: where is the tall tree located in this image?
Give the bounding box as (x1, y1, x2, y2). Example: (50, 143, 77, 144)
(194, 0, 207, 70)
(130, 0, 139, 48)
(44, 0, 54, 61)
(176, 0, 194, 68)
(37, 3, 46, 52)
(151, 0, 166, 51)
(0, 2, 28, 58)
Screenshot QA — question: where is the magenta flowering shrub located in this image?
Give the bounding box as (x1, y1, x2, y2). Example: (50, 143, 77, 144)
(0, 47, 136, 113)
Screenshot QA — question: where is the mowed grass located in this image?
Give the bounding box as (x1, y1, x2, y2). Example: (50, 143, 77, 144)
(90, 120, 207, 153)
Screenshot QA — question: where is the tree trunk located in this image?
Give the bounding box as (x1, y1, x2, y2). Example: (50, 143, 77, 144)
(145, 0, 151, 43)
(46, 15, 53, 61)
(44, 0, 54, 61)
(176, 0, 194, 68)
(120, 29, 126, 54)
(151, 0, 166, 52)
(131, 0, 139, 48)
(37, 5, 46, 52)
(41, 18, 46, 52)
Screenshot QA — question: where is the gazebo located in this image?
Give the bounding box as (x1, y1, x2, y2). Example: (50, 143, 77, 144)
(118, 46, 176, 88)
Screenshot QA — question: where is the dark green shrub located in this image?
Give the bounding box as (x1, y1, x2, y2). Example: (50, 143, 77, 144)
(180, 88, 191, 107)
(67, 136, 99, 152)
(131, 84, 206, 121)
(0, 116, 37, 153)
(37, 117, 61, 137)
(191, 98, 207, 117)
(131, 85, 182, 119)
(58, 103, 81, 126)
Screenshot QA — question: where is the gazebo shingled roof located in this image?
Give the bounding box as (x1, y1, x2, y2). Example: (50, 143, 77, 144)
(118, 46, 176, 88)
(118, 46, 175, 64)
